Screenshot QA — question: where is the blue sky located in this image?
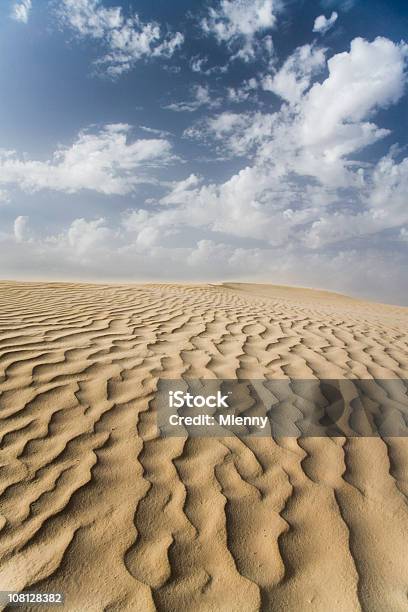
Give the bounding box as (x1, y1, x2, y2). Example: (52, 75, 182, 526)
(0, 0, 407, 304)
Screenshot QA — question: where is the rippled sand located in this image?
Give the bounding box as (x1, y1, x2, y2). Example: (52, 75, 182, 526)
(0, 281, 408, 611)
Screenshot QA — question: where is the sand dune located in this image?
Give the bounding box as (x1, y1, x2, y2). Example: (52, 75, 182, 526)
(0, 281, 408, 611)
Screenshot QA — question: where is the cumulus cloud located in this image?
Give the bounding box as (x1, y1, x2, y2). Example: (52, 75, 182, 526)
(262, 44, 326, 103)
(303, 38, 407, 138)
(288, 36, 408, 175)
(164, 37, 408, 261)
(233, 37, 408, 189)
(0, 124, 174, 195)
(160, 174, 203, 205)
(313, 11, 338, 35)
(67, 218, 115, 255)
(11, 0, 32, 23)
(368, 154, 408, 220)
(191, 37, 408, 168)
(201, 0, 280, 61)
(57, 0, 184, 76)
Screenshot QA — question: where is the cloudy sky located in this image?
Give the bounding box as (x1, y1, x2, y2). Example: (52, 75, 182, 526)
(0, 0, 407, 304)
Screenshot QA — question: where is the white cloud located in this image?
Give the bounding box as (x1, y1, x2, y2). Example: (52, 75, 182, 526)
(305, 37, 407, 132)
(189, 56, 229, 76)
(169, 37, 408, 252)
(298, 37, 408, 162)
(11, 0, 32, 23)
(14, 216, 30, 243)
(227, 79, 258, 103)
(262, 44, 326, 103)
(164, 85, 220, 112)
(227, 87, 250, 103)
(121, 209, 164, 248)
(201, 0, 280, 61)
(368, 154, 408, 221)
(193, 37, 408, 170)
(139, 125, 173, 138)
(57, 0, 184, 76)
(313, 11, 338, 35)
(286, 151, 408, 249)
(160, 174, 203, 205)
(0, 124, 174, 195)
(246, 37, 408, 189)
(191, 57, 208, 73)
(67, 218, 114, 255)
(185, 111, 277, 158)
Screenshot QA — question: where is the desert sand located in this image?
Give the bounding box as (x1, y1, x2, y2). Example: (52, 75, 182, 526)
(0, 280, 408, 611)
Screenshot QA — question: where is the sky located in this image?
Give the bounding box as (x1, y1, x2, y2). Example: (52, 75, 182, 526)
(0, 0, 407, 304)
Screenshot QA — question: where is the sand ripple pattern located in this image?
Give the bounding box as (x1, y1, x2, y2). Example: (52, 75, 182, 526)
(0, 281, 408, 611)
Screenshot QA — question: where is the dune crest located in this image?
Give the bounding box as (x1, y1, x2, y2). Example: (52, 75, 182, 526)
(0, 281, 408, 611)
